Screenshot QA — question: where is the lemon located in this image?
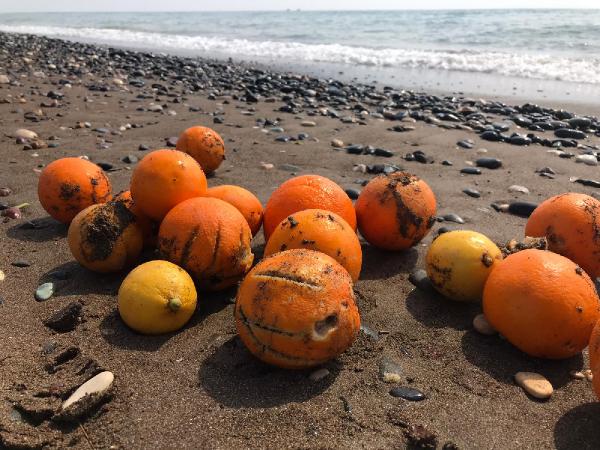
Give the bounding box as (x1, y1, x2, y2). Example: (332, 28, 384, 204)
(118, 260, 197, 334)
(426, 230, 502, 302)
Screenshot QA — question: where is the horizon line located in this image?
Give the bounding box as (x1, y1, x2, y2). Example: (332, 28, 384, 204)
(2, 7, 600, 14)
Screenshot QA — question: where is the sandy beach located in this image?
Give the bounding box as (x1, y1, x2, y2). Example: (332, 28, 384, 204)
(1, 32, 600, 449)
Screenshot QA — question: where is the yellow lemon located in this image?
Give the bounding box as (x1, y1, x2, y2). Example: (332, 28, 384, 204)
(426, 230, 502, 302)
(118, 260, 197, 334)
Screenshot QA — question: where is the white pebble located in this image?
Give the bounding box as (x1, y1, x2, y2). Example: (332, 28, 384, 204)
(473, 314, 496, 335)
(260, 162, 274, 170)
(331, 139, 344, 148)
(301, 120, 317, 127)
(508, 185, 530, 194)
(0, 74, 10, 84)
(15, 128, 38, 140)
(62, 371, 114, 410)
(0, 270, 4, 282)
(570, 370, 585, 380)
(514, 372, 553, 399)
(575, 154, 598, 166)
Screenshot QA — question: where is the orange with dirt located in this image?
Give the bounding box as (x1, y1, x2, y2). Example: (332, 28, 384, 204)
(176, 126, 225, 174)
(114, 190, 157, 248)
(262, 174, 356, 241)
(67, 201, 144, 273)
(589, 320, 600, 400)
(158, 197, 254, 291)
(483, 249, 600, 359)
(206, 185, 263, 236)
(38, 157, 112, 224)
(234, 249, 360, 369)
(355, 172, 436, 250)
(264, 209, 362, 281)
(525, 192, 600, 278)
(130, 149, 207, 222)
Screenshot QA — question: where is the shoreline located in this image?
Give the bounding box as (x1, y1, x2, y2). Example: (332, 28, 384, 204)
(1, 31, 599, 449)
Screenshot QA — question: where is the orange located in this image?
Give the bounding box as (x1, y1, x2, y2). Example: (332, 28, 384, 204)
(355, 172, 436, 251)
(525, 193, 600, 278)
(38, 157, 111, 224)
(113, 190, 157, 248)
(483, 249, 600, 359)
(158, 197, 254, 291)
(67, 201, 143, 273)
(206, 185, 263, 236)
(235, 249, 360, 369)
(130, 149, 207, 222)
(176, 126, 225, 174)
(263, 174, 356, 241)
(589, 320, 600, 400)
(264, 209, 362, 281)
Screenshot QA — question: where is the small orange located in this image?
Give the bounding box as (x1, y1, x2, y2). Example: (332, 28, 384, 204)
(483, 249, 600, 359)
(355, 172, 436, 250)
(67, 201, 143, 273)
(130, 149, 207, 222)
(235, 249, 360, 369)
(176, 126, 225, 174)
(113, 190, 157, 248)
(525, 193, 600, 278)
(264, 209, 362, 281)
(589, 320, 600, 400)
(38, 157, 111, 224)
(263, 174, 356, 241)
(158, 197, 254, 291)
(206, 185, 263, 236)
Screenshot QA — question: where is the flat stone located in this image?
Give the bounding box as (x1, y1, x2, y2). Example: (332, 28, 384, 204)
(43, 302, 82, 332)
(379, 357, 403, 383)
(301, 120, 316, 127)
(463, 188, 481, 198)
(309, 368, 330, 381)
(138, 144, 150, 151)
(0, 74, 10, 84)
(15, 128, 38, 140)
(575, 154, 598, 166)
(345, 188, 360, 200)
(360, 323, 380, 341)
(122, 155, 138, 164)
(476, 158, 502, 169)
(148, 104, 163, 112)
(166, 137, 178, 147)
(461, 167, 481, 175)
(12, 260, 31, 268)
(61, 371, 114, 414)
(260, 162, 274, 170)
(555, 128, 586, 140)
(389, 387, 426, 401)
(514, 372, 553, 399)
(457, 139, 474, 149)
(408, 269, 435, 292)
(374, 148, 394, 157)
(331, 139, 344, 148)
(473, 314, 496, 335)
(443, 213, 465, 224)
(35, 282, 54, 302)
(508, 185, 530, 194)
(508, 202, 538, 218)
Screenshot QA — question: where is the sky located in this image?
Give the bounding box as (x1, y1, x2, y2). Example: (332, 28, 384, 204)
(0, 0, 598, 13)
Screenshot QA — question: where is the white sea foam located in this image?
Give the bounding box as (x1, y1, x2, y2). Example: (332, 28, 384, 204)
(2, 24, 599, 85)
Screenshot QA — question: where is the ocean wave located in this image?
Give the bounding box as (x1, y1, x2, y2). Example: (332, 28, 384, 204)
(1, 24, 599, 85)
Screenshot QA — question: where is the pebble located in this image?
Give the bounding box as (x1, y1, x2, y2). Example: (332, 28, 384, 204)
(584, 369, 594, 381)
(15, 128, 38, 140)
(508, 202, 538, 218)
(389, 387, 426, 401)
(331, 139, 344, 148)
(43, 301, 82, 332)
(463, 188, 481, 198)
(12, 260, 31, 268)
(379, 357, 403, 383)
(480, 130, 502, 141)
(345, 188, 360, 200)
(473, 314, 496, 335)
(122, 154, 138, 164)
(2, 207, 22, 220)
(0, 270, 4, 282)
(279, 163, 301, 172)
(301, 120, 316, 127)
(508, 185, 530, 194)
(575, 154, 598, 166)
(35, 282, 54, 302)
(457, 139, 474, 149)
(514, 372, 553, 399)
(476, 158, 502, 169)
(0, 187, 11, 197)
(166, 137, 178, 147)
(138, 144, 150, 151)
(309, 368, 330, 382)
(260, 162, 274, 170)
(555, 128, 586, 140)
(61, 371, 114, 412)
(443, 213, 465, 224)
(0, 74, 10, 84)
(360, 323, 380, 341)
(148, 104, 163, 112)
(374, 148, 394, 157)
(461, 167, 481, 175)
(441, 160, 453, 166)
(570, 370, 585, 380)
(408, 269, 435, 292)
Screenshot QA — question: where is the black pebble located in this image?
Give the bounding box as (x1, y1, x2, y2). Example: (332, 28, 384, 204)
(441, 160, 453, 166)
(508, 202, 538, 218)
(463, 188, 481, 198)
(443, 213, 465, 224)
(11, 261, 31, 267)
(457, 139, 474, 149)
(43, 302, 82, 333)
(345, 188, 360, 200)
(96, 162, 114, 171)
(138, 144, 150, 151)
(476, 158, 502, 169)
(389, 387, 426, 401)
(374, 148, 394, 157)
(555, 128, 586, 140)
(408, 269, 435, 293)
(460, 167, 481, 175)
